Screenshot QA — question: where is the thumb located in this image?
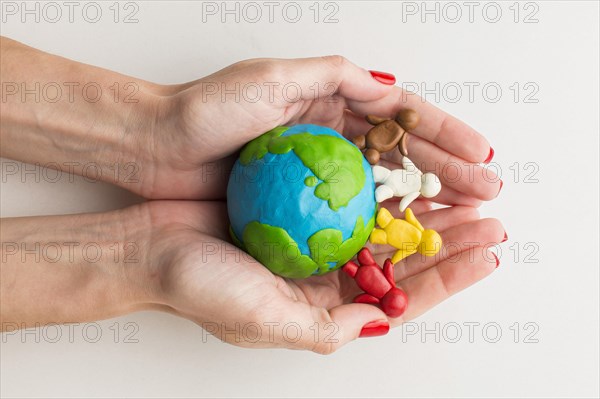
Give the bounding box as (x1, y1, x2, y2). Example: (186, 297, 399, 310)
(273, 55, 396, 103)
(287, 302, 390, 354)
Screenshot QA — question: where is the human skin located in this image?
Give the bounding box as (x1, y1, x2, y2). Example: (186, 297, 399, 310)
(0, 37, 505, 353)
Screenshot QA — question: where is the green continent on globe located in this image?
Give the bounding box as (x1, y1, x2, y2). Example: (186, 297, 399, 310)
(239, 215, 375, 279)
(307, 215, 375, 274)
(239, 126, 366, 211)
(304, 176, 318, 187)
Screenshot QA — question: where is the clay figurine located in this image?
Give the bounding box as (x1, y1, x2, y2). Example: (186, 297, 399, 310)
(372, 156, 442, 211)
(352, 109, 420, 165)
(370, 207, 442, 264)
(342, 247, 408, 318)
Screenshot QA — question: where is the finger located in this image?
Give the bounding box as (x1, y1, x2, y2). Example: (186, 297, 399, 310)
(392, 247, 498, 326)
(383, 181, 483, 208)
(342, 112, 489, 205)
(380, 197, 433, 216)
(405, 205, 481, 232)
(273, 56, 395, 104)
(396, 217, 505, 281)
(382, 203, 481, 228)
(366, 206, 482, 257)
(376, 158, 484, 207)
(429, 185, 483, 208)
(406, 135, 501, 200)
(346, 87, 491, 163)
(283, 302, 389, 354)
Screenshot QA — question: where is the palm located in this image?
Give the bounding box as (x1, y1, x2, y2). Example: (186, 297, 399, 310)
(146, 199, 348, 323)
(152, 89, 349, 199)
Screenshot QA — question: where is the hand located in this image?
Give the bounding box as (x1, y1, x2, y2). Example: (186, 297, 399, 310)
(1, 38, 501, 205)
(0, 199, 504, 352)
(149, 56, 501, 204)
(145, 200, 505, 353)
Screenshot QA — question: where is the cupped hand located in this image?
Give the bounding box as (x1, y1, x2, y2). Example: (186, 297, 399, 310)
(141, 200, 504, 353)
(146, 56, 500, 203)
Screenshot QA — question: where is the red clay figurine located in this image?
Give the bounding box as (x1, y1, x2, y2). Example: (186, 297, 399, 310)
(342, 247, 408, 318)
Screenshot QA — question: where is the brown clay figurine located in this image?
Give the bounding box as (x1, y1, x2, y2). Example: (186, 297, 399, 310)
(352, 109, 420, 165)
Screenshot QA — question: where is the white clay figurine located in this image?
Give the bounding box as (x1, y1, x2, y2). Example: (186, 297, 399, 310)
(372, 157, 442, 212)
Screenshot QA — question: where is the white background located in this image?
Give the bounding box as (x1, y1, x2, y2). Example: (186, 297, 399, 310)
(1, 1, 599, 398)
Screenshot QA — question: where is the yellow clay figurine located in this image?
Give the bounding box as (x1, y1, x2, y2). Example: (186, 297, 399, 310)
(370, 207, 442, 264)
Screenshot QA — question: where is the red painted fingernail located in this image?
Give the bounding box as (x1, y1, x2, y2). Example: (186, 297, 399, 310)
(502, 231, 508, 243)
(496, 180, 503, 197)
(484, 147, 494, 164)
(359, 320, 390, 338)
(369, 70, 396, 85)
(492, 252, 500, 268)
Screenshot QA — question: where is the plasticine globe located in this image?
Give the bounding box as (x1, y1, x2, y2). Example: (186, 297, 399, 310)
(227, 124, 376, 279)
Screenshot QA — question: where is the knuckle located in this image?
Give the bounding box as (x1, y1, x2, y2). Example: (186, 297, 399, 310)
(257, 60, 287, 82)
(307, 307, 338, 355)
(231, 58, 268, 71)
(321, 54, 347, 68)
(232, 58, 256, 68)
(312, 340, 337, 356)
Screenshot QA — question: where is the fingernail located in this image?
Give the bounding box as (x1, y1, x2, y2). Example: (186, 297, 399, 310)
(492, 252, 500, 268)
(484, 147, 494, 164)
(496, 180, 503, 197)
(359, 320, 390, 338)
(502, 231, 508, 243)
(369, 70, 396, 85)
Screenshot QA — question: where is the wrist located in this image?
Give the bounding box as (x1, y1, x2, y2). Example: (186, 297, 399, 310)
(132, 87, 183, 199)
(112, 203, 169, 313)
(104, 83, 172, 198)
